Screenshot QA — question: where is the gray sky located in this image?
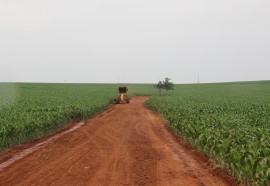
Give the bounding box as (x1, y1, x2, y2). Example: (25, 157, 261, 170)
(1, 0, 270, 84)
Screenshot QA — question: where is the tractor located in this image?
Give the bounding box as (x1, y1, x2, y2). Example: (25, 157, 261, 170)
(115, 87, 130, 104)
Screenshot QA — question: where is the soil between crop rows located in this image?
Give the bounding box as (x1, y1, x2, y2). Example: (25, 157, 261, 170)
(0, 97, 238, 186)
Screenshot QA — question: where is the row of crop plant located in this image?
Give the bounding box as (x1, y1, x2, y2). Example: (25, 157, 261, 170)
(146, 82, 270, 185)
(0, 83, 116, 152)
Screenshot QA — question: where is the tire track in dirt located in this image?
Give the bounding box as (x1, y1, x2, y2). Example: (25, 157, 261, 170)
(0, 96, 238, 186)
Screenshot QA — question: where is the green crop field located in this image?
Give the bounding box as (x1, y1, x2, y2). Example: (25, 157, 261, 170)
(0, 83, 118, 152)
(146, 81, 270, 185)
(1, 81, 270, 185)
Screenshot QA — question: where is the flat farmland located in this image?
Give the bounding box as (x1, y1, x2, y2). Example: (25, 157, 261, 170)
(0, 83, 116, 151)
(146, 81, 270, 185)
(1, 81, 270, 185)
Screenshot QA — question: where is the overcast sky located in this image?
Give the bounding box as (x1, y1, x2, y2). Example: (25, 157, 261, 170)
(0, 0, 269, 84)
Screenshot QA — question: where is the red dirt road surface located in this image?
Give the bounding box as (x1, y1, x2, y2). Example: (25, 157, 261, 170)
(0, 97, 238, 186)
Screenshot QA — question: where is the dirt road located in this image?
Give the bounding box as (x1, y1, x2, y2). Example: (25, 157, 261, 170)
(0, 97, 238, 186)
